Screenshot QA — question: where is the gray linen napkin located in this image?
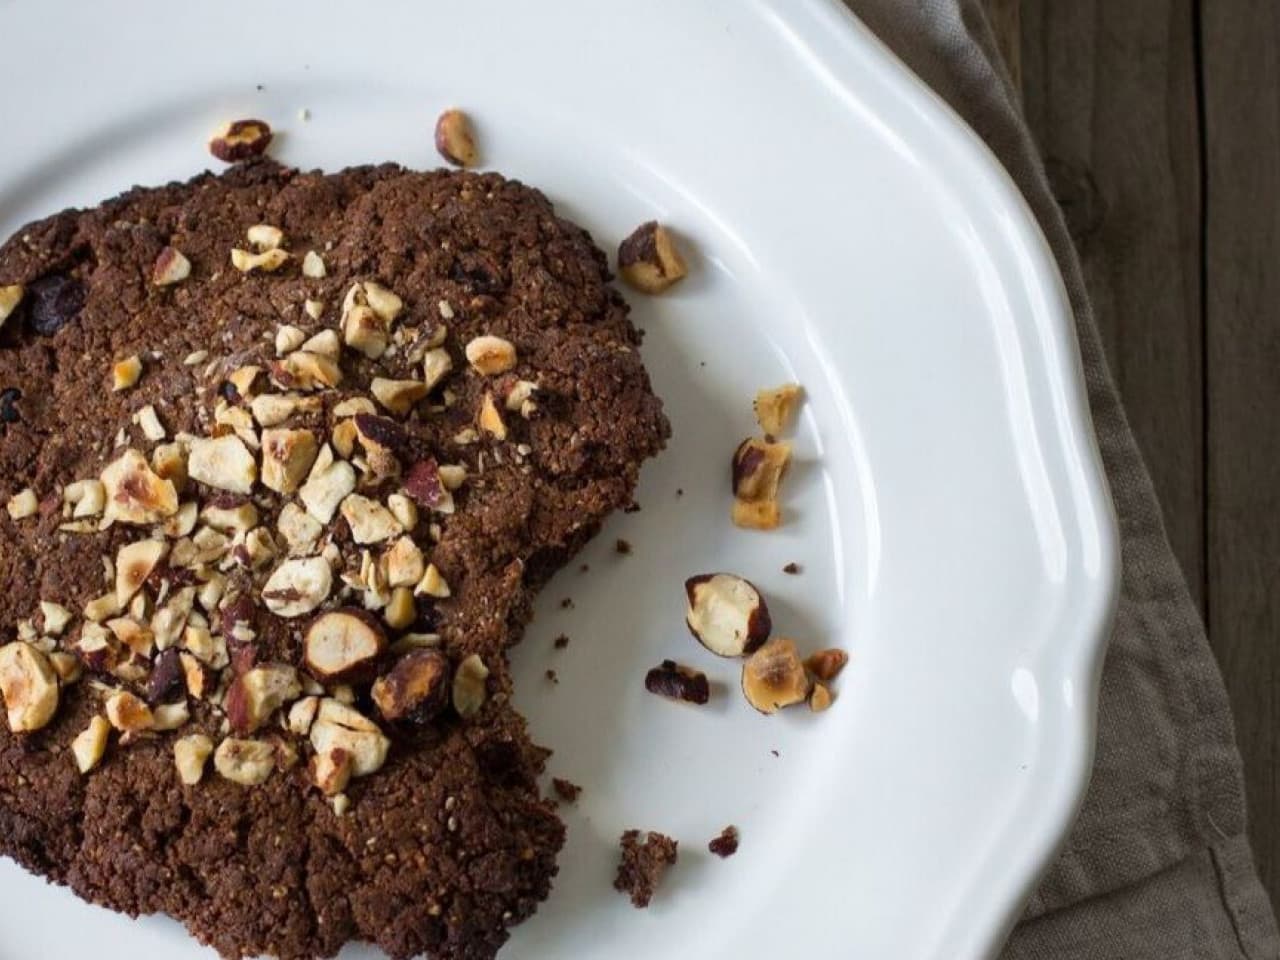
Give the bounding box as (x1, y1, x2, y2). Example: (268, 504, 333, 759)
(840, 1, 1280, 956)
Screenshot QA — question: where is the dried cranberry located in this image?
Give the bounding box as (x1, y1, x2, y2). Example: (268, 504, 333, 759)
(25, 274, 85, 336)
(0, 388, 20, 424)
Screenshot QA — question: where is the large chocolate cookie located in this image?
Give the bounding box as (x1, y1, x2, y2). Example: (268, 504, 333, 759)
(0, 159, 669, 959)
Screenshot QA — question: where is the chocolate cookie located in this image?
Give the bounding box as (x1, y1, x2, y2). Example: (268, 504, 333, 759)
(0, 159, 669, 959)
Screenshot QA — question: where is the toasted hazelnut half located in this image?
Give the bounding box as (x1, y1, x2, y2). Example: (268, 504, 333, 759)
(452, 653, 489, 718)
(464, 335, 517, 376)
(224, 663, 301, 735)
(753, 383, 803, 437)
(741, 638, 811, 714)
(731, 437, 791, 503)
(261, 555, 333, 618)
(0, 284, 24, 325)
(112, 355, 143, 392)
(71, 715, 110, 774)
(115, 538, 168, 608)
(261, 428, 319, 495)
(304, 609, 387, 682)
(434, 108, 478, 167)
(174, 733, 214, 785)
(371, 377, 429, 416)
(618, 221, 687, 294)
(209, 119, 273, 162)
(644, 659, 710, 705)
(372, 649, 451, 724)
(152, 246, 192, 286)
(805, 648, 849, 683)
(684, 573, 771, 657)
(0, 642, 59, 732)
(105, 689, 154, 732)
(187, 435, 257, 494)
(214, 737, 276, 786)
(308, 699, 390, 777)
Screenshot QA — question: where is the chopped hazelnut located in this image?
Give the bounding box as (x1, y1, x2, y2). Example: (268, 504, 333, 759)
(152, 246, 192, 286)
(383, 585, 417, 630)
(135, 404, 166, 441)
(434, 108, 479, 167)
(386, 492, 418, 530)
(71, 715, 110, 773)
(273, 350, 343, 391)
(287, 695, 320, 736)
(187, 435, 257, 494)
(64, 478, 106, 518)
(618, 221, 687, 294)
(275, 324, 307, 355)
(260, 428, 320, 495)
(311, 747, 353, 796)
(112, 355, 143, 392)
(39, 601, 72, 636)
(302, 250, 327, 278)
(732, 437, 791, 502)
(684, 573, 771, 657)
(422, 347, 454, 391)
(308, 698, 390, 777)
(214, 737, 276, 786)
(741, 638, 811, 714)
(809, 682, 834, 712)
(261, 556, 333, 618)
(151, 444, 188, 494)
(805, 648, 849, 682)
(174, 733, 214, 785)
(644, 659, 710, 705)
(300, 328, 341, 359)
(246, 223, 284, 251)
(371, 377, 428, 416)
(477, 392, 506, 440)
(48, 651, 82, 684)
(731, 498, 781, 531)
(505, 379, 538, 414)
(464, 335, 517, 376)
(304, 299, 325, 321)
(299, 457, 357, 524)
(230, 247, 290, 273)
(452, 653, 489, 718)
(304, 609, 387, 682)
(200, 500, 259, 535)
(0, 284, 24, 325)
(105, 689, 154, 732)
(6, 487, 37, 520)
(152, 701, 190, 731)
(415, 563, 451, 599)
(0, 642, 59, 732)
(754, 383, 803, 437)
(224, 663, 302, 734)
(209, 119, 273, 162)
(115, 538, 168, 607)
(277, 502, 323, 555)
(340, 493, 403, 544)
(383, 536, 425, 588)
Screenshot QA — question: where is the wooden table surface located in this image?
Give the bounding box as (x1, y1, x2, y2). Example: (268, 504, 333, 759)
(983, 0, 1280, 918)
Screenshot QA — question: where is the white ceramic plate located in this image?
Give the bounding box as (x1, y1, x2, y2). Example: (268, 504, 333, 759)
(0, 1, 1118, 957)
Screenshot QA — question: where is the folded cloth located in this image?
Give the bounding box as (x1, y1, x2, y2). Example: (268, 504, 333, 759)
(841, 1, 1280, 957)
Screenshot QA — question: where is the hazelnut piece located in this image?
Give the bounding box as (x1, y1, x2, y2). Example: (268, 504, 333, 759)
(383, 535, 425, 588)
(174, 733, 214, 785)
(371, 649, 450, 724)
(152, 247, 192, 286)
(741, 638, 811, 714)
(308, 698, 390, 777)
(753, 383, 803, 437)
(246, 223, 284, 251)
(684, 573, 771, 657)
(434, 108, 478, 167)
(618, 221, 687, 294)
(261, 555, 333, 618)
(452, 653, 489, 718)
(230, 248, 290, 274)
(731, 437, 791, 502)
(304, 609, 387, 682)
(260, 428, 319, 495)
(71, 715, 111, 773)
(272, 350, 343, 391)
(214, 737, 276, 786)
(112, 355, 143, 392)
(339, 493, 403, 544)
(464, 335, 517, 375)
(224, 662, 302, 735)
(0, 642, 59, 732)
(809, 682, 834, 712)
(286, 695, 320, 736)
(477, 392, 506, 440)
(299, 456, 357, 524)
(209, 119, 273, 162)
(105, 689, 154, 732)
(731, 498, 781, 531)
(644, 659, 710, 705)
(115, 538, 168, 607)
(310, 747, 353, 796)
(805, 648, 849, 682)
(6, 488, 37, 520)
(371, 377, 429, 416)
(187, 435, 257, 494)
(0, 284, 24, 325)
(301, 250, 327, 278)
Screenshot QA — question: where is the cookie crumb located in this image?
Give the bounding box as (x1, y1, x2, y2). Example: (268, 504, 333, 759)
(624, 503, 642, 514)
(708, 825, 739, 858)
(676, 488, 684, 497)
(615, 538, 632, 555)
(614, 830, 678, 908)
(544, 669, 559, 684)
(770, 749, 780, 758)
(559, 597, 574, 609)
(782, 562, 801, 575)
(553, 634, 570, 649)
(552, 778, 581, 804)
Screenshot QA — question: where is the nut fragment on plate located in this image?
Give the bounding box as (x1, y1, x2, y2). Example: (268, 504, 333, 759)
(741, 637, 811, 714)
(371, 649, 450, 724)
(71, 715, 110, 774)
(0, 284, 24, 325)
(112, 355, 143, 391)
(452, 653, 489, 718)
(809, 682, 834, 712)
(464, 335, 517, 375)
(805, 648, 849, 682)
(684, 573, 771, 657)
(152, 246, 192, 286)
(214, 737, 276, 786)
(0, 642, 59, 732)
(644, 659, 710, 705)
(304, 609, 386, 682)
(731, 436, 791, 503)
(753, 383, 803, 437)
(208, 119, 273, 162)
(708, 825, 740, 858)
(617, 221, 687, 294)
(434, 108, 479, 167)
(174, 733, 214, 785)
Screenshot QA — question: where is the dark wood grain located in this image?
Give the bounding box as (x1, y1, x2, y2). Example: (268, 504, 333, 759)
(1016, 0, 1206, 610)
(1201, 0, 1280, 914)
